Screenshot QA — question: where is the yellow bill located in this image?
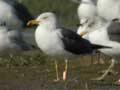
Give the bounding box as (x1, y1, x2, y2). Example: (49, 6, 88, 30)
(79, 31, 87, 37)
(27, 20, 40, 27)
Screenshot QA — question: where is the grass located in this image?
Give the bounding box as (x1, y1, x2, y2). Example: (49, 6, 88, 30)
(0, 51, 48, 67)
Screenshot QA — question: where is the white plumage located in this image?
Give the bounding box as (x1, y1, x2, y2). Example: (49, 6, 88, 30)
(77, 0, 97, 25)
(84, 22, 120, 57)
(77, 0, 98, 36)
(0, 0, 22, 29)
(97, 0, 120, 21)
(78, 13, 120, 80)
(0, 0, 33, 30)
(34, 13, 72, 57)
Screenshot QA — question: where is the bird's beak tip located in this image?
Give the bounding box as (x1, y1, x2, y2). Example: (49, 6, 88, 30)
(79, 32, 87, 37)
(27, 20, 39, 27)
(27, 20, 33, 27)
(27, 21, 31, 27)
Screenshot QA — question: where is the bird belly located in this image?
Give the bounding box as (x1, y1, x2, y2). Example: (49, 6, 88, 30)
(35, 29, 68, 56)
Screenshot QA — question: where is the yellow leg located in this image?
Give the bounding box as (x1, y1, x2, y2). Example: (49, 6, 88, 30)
(91, 59, 115, 81)
(54, 60, 60, 82)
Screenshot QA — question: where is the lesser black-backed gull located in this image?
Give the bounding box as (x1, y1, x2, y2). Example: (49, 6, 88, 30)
(27, 12, 109, 81)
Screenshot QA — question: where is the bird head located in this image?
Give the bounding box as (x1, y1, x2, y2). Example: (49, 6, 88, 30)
(27, 12, 57, 28)
(77, 24, 89, 37)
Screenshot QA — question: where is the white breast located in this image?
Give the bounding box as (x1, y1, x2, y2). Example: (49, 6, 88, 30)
(35, 26, 68, 56)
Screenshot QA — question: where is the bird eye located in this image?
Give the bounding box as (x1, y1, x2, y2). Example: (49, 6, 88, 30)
(43, 16, 48, 19)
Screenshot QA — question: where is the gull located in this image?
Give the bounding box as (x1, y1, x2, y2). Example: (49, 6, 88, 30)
(77, 0, 97, 27)
(97, 0, 120, 21)
(0, 20, 35, 56)
(78, 14, 120, 81)
(77, 0, 104, 65)
(27, 12, 109, 81)
(0, 0, 33, 30)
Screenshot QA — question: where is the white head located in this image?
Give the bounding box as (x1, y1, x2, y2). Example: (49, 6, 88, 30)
(77, 0, 97, 25)
(27, 12, 58, 30)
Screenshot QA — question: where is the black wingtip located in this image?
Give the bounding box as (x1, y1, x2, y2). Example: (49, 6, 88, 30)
(92, 44, 112, 49)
